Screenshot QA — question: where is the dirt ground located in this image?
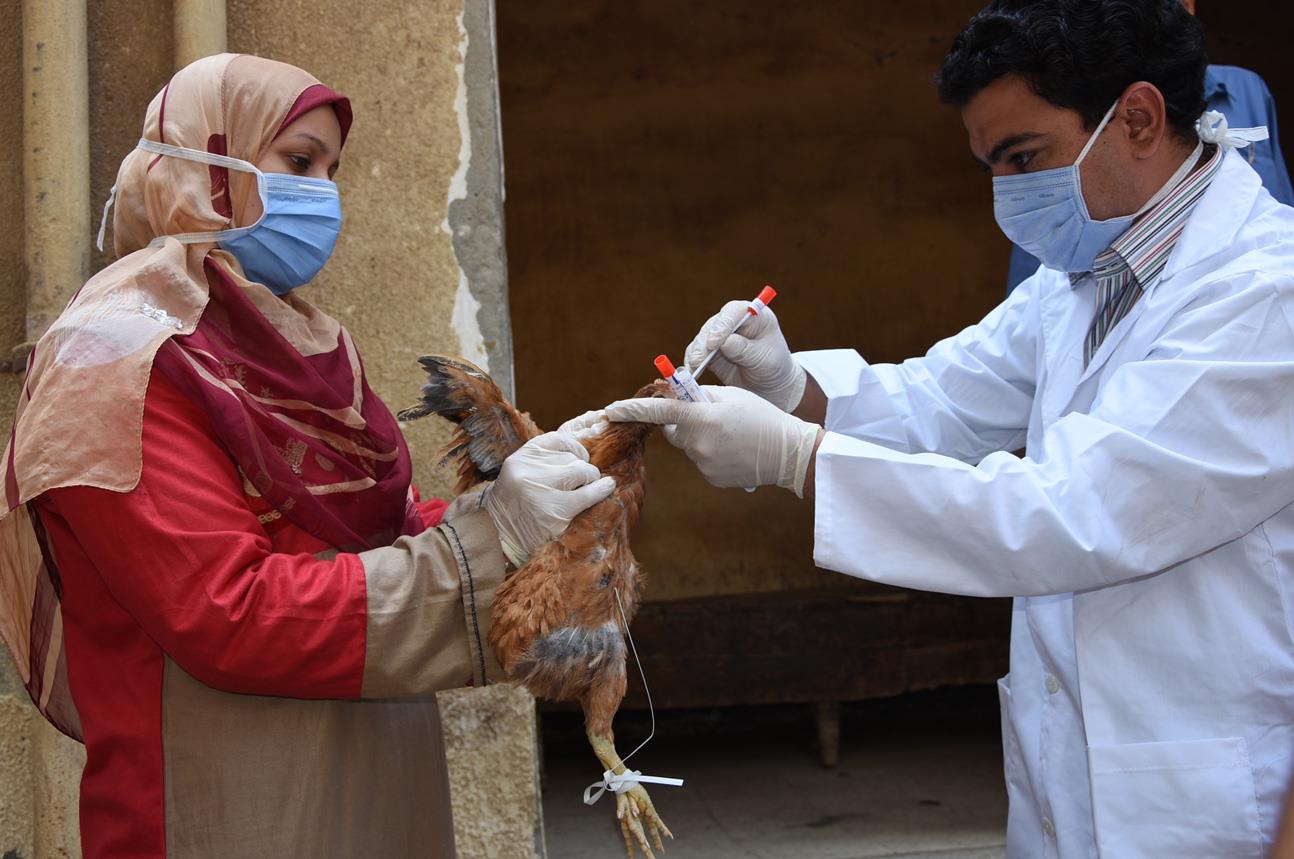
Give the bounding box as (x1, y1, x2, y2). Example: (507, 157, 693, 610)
(541, 686, 1008, 859)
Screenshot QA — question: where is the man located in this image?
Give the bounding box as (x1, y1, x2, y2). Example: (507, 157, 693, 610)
(605, 1, 1294, 856)
(1007, 0, 1294, 292)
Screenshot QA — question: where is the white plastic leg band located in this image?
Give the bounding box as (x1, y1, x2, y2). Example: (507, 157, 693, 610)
(583, 769, 685, 806)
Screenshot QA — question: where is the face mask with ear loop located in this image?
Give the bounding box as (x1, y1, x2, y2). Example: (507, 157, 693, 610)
(992, 102, 1268, 274)
(97, 138, 343, 296)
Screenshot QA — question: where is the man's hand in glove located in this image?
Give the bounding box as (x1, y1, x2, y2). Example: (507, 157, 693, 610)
(606, 386, 824, 497)
(684, 301, 806, 413)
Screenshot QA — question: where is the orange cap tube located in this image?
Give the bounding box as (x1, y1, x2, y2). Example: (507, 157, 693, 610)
(747, 284, 777, 315)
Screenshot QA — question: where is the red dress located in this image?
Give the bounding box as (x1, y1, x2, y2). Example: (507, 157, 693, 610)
(33, 369, 495, 858)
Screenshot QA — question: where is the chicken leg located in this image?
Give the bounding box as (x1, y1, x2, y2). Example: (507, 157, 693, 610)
(588, 730, 673, 859)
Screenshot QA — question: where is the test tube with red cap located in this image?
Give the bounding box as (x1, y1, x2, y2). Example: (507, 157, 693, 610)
(654, 354, 710, 403)
(690, 285, 778, 379)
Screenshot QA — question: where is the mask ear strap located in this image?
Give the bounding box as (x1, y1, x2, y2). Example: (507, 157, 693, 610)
(95, 184, 116, 253)
(1196, 110, 1269, 149)
(1075, 101, 1121, 167)
(135, 138, 260, 174)
(133, 138, 267, 246)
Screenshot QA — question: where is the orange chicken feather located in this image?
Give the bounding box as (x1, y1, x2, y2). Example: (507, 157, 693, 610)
(399, 355, 673, 858)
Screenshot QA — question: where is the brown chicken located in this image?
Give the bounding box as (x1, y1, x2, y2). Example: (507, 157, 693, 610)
(399, 355, 673, 858)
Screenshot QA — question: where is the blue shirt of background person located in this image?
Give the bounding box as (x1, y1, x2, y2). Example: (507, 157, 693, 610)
(1006, 64, 1294, 292)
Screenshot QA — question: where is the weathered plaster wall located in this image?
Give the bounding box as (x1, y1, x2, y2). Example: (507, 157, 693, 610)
(87, 0, 174, 279)
(1, 3, 25, 358)
(1, 2, 90, 854)
(0, 0, 33, 838)
(2, 1, 534, 856)
(0, 668, 35, 857)
(228, 0, 470, 494)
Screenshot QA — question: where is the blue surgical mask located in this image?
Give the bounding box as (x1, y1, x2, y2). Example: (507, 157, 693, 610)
(123, 138, 342, 295)
(992, 102, 1138, 273)
(993, 103, 1266, 275)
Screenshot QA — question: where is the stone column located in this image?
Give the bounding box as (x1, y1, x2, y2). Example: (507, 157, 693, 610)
(21, 0, 91, 352)
(174, 0, 227, 69)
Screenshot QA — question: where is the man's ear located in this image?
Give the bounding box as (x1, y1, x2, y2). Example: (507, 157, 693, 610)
(1119, 82, 1169, 160)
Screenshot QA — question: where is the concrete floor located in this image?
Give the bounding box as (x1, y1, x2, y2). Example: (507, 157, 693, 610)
(541, 687, 1008, 859)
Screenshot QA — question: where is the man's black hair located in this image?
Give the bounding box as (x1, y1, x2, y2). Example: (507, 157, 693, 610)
(935, 0, 1207, 143)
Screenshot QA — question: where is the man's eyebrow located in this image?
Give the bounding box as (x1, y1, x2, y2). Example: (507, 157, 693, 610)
(984, 132, 1044, 167)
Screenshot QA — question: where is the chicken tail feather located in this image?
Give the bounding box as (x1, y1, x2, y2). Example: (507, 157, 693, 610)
(398, 355, 543, 493)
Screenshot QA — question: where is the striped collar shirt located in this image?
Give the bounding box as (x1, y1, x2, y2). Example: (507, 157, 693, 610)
(1076, 144, 1224, 365)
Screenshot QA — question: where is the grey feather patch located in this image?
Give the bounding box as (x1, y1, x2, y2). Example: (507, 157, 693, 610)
(514, 621, 624, 690)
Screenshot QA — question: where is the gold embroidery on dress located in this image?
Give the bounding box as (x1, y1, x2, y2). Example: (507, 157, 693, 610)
(275, 438, 307, 475)
(220, 359, 248, 387)
(240, 470, 262, 498)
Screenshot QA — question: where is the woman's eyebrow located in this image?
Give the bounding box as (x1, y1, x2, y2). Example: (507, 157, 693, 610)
(284, 132, 332, 155)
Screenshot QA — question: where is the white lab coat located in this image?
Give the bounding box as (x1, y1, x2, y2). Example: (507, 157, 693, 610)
(798, 149, 1294, 859)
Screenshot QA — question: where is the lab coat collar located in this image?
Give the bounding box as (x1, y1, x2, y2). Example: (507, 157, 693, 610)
(1160, 148, 1262, 281)
(1064, 144, 1227, 291)
(1073, 150, 1260, 386)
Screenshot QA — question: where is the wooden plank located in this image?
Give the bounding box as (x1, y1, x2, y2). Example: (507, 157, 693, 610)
(542, 588, 1011, 712)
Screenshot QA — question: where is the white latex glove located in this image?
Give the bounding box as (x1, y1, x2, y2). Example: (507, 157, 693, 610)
(484, 431, 617, 568)
(684, 301, 806, 412)
(557, 409, 608, 441)
(605, 386, 822, 496)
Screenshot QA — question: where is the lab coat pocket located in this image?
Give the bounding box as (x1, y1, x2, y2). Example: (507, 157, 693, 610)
(1088, 736, 1262, 859)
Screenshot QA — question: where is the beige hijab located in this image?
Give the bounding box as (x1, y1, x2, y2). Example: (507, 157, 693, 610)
(0, 54, 354, 738)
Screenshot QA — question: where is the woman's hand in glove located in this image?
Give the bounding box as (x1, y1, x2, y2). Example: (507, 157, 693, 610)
(606, 386, 823, 497)
(557, 409, 608, 440)
(684, 301, 806, 413)
(484, 431, 616, 568)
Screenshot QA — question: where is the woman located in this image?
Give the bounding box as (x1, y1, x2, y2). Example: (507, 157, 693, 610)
(0, 54, 611, 858)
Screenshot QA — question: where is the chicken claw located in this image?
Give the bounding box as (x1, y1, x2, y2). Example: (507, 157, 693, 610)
(590, 731, 674, 858)
(616, 783, 672, 858)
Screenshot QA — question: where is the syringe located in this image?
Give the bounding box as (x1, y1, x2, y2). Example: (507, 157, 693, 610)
(689, 285, 778, 379)
(654, 355, 710, 403)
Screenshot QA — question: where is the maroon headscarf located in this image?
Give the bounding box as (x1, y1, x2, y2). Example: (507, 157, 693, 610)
(154, 256, 423, 552)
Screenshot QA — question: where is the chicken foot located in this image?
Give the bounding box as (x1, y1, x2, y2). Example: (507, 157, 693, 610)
(588, 730, 673, 859)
